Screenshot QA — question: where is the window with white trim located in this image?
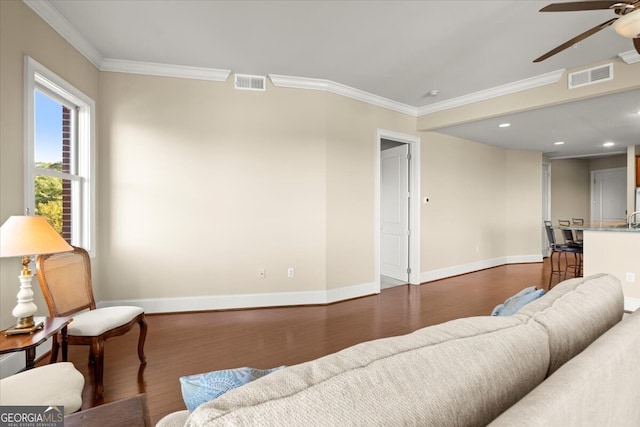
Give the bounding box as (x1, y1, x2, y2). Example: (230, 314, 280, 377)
(25, 57, 95, 254)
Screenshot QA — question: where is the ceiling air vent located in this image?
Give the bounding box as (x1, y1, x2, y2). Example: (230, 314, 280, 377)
(234, 74, 266, 91)
(568, 63, 613, 89)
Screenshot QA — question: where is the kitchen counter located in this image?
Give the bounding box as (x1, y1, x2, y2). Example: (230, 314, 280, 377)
(578, 229, 640, 309)
(566, 222, 640, 232)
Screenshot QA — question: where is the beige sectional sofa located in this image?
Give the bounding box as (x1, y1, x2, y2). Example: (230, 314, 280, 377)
(157, 273, 640, 426)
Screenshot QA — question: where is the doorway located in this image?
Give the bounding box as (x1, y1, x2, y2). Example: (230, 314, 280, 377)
(381, 142, 409, 287)
(591, 167, 627, 222)
(376, 130, 420, 291)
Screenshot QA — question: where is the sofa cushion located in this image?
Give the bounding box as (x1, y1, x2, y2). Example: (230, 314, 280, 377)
(488, 309, 640, 427)
(514, 273, 623, 376)
(186, 316, 550, 427)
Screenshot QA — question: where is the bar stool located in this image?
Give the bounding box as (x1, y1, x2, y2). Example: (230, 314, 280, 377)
(558, 221, 583, 278)
(572, 218, 584, 244)
(545, 221, 582, 288)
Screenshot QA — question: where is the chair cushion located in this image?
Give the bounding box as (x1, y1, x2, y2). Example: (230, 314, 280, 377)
(0, 362, 84, 414)
(69, 306, 144, 336)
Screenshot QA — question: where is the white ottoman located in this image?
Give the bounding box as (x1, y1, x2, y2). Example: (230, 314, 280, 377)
(0, 362, 84, 414)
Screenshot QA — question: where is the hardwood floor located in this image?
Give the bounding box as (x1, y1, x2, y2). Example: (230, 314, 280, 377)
(46, 260, 568, 424)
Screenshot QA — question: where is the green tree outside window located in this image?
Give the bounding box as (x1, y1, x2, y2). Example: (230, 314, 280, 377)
(35, 162, 63, 233)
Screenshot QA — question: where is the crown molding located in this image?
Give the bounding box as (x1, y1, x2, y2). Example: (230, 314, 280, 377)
(417, 69, 566, 117)
(101, 59, 231, 81)
(22, 0, 103, 69)
(618, 49, 640, 64)
(269, 75, 417, 116)
(22, 0, 602, 116)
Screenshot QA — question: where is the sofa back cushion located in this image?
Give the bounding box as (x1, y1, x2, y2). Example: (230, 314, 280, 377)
(488, 309, 640, 427)
(186, 316, 549, 427)
(514, 273, 623, 376)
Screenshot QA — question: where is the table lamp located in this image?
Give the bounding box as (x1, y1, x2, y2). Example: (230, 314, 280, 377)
(0, 215, 73, 333)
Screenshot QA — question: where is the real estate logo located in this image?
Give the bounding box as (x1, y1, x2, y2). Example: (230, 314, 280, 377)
(0, 406, 64, 427)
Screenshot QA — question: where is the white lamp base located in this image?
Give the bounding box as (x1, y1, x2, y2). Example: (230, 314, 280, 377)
(11, 273, 38, 329)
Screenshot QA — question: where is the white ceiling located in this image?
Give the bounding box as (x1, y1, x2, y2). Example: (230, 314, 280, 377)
(34, 0, 640, 158)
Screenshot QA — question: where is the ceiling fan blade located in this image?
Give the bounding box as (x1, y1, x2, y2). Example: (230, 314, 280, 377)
(533, 18, 618, 62)
(540, 1, 624, 12)
(635, 38, 640, 53)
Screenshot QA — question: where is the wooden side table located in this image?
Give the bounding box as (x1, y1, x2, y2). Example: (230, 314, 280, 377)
(0, 316, 72, 369)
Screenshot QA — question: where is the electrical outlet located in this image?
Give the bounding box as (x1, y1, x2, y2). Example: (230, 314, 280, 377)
(626, 272, 635, 283)
(259, 268, 265, 279)
(287, 268, 295, 278)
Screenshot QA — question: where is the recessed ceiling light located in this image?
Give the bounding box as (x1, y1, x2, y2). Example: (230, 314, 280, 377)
(554, 141, 565, 145)
(603, 141, 615, 147)
(498, 123, 511, 128)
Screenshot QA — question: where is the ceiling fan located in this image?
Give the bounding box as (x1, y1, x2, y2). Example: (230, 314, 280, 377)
(534, 0, 640, 62)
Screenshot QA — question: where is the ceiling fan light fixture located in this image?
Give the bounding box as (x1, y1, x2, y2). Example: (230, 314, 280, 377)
(613, 10, 640, 38)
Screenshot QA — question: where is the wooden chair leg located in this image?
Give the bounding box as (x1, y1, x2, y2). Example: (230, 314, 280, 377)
(91, 339, 105, 398)
(49, 333, 60, 363)
(137, 316, 148, 364)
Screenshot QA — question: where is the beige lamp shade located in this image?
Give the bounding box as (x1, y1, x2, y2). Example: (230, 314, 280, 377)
(0, 215, 73, 258)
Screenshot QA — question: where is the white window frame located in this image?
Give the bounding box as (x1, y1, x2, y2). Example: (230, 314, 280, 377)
(24, 56, 96, 255)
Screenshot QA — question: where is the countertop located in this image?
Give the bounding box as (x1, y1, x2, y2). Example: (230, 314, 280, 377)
(565, 222, 640, 232)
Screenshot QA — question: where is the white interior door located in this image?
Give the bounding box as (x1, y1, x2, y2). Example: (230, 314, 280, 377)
(591, 168, 627, 222)
(380, 144, 409, 282)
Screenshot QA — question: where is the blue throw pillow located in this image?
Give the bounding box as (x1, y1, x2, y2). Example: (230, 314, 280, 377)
(180, 366, 284, 412)
(491, 286, 545, 316)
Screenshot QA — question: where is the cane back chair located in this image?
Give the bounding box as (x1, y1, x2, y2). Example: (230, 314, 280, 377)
(36, 246, 147, 398)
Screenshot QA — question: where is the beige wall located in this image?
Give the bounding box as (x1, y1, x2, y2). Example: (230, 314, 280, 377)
(549, 154, 629, 226)
(100, 70, 543, 303)
(422, 133, 509, 270)
(324, 94, 417, 290)
(97, 73, 423, 300)
(0, 1, 99, 327)
(98, 73, 331, 299)
(505, 150, 543, 257)
(583, 231, 640, 301)
(550, 159, 591, 225)
(420, 136, 543, 272)
(589, 154, 627, 171)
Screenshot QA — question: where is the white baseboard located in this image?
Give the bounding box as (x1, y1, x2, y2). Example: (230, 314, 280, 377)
(420, 255, 541, 283)
(98, 281, 380, 314)
(98, 256, 542, 314)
